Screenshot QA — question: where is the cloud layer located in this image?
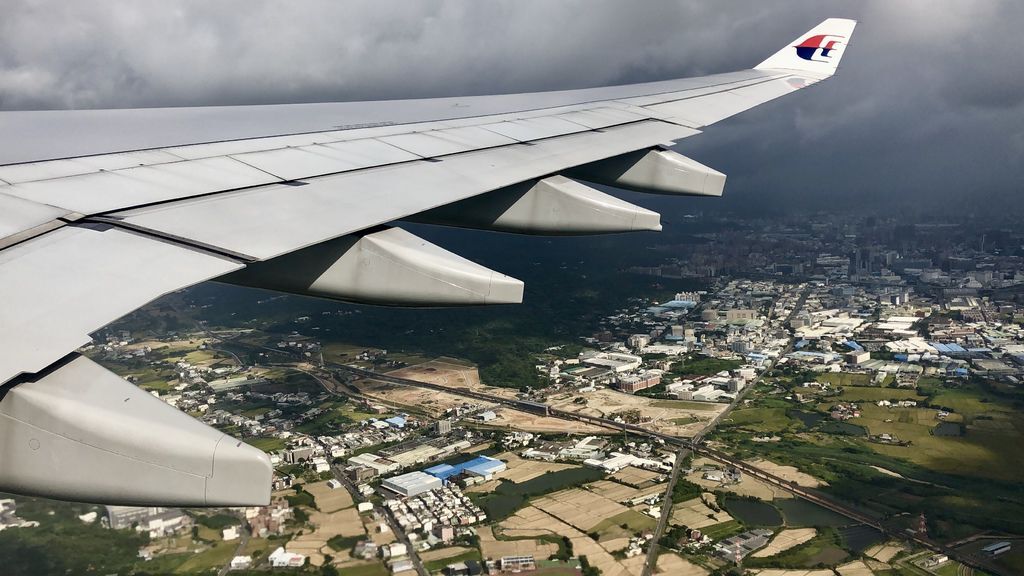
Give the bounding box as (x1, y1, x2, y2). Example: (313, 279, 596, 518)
(1, 0, 1022, 210)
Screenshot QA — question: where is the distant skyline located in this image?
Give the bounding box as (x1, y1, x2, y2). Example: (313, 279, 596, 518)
(1, 1, 1022, 210)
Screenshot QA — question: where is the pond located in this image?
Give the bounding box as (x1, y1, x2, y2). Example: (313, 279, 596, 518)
(838, 524, 885, 553)
(933, 422, 964, 437)
(723, 498, 783, 527)
(774, 498, 851, 527)
(819, 420, 868, 436)
(790, 410, 825, 428)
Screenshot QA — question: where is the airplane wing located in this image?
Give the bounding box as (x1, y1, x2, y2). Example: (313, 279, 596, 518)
(0, 18, 856, 506)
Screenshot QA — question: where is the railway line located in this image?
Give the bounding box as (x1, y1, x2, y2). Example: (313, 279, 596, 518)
(332, 362, 1005, 576)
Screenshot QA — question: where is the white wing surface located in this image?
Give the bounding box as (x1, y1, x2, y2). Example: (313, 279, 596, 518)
(0, 18, 856, 506)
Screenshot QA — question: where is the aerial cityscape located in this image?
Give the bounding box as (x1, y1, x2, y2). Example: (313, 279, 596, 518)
(3, 209, 1023, 576)
(2, 3, 1024, 576)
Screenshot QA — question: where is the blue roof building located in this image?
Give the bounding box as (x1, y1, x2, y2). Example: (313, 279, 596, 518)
(463, 456, 507, 477)
(424, 463, 458, 481)
(424, 456, 506, 482)
(384, 416, 407, 428)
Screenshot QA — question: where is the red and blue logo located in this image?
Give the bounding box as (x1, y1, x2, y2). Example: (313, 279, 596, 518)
(795, 34, 844, 61)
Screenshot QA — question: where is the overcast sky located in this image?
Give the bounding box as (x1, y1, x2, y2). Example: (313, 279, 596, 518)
(2, 0, 1023, 212)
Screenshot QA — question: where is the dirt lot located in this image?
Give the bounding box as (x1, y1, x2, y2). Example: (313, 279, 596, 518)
(305, 480, 355, 513)
(655, 552, 708, 576)
(386, 358, 525, 400)
(670, 495, 733, 529)
(486, 406, 613, 434)
(479, 526, 557, 560)
(532, 488, 633, 533)
(747, 458, 826, 487)
(353, 377, 489, 417)
(286, 504, 365, 566)
(610, 466, 665, 488)
(835, 560, 874, 576)
(686, 458, 793, 501)
(864, 542, 904, 563)
(499, 506, 642, 576)
(546, 387, 725, 437)
(587, 480, 664, 504)
(751, 528, 817, 557)
(753, 565, 839, 569)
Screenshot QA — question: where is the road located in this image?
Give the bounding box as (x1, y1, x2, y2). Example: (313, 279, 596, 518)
(185, 286, 1003, 576)
(639, 443, 690, 576)
(639, 284, 810, 575)
(216, 512, 250, 576)
(329, 462, 431, 576)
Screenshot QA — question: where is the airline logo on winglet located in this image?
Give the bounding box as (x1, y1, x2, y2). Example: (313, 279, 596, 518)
(795, 34, 844, 61)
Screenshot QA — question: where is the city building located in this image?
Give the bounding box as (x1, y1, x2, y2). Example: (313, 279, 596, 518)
(268, 547, 306, 567)
(580, 351, 643, 373)
(616, 371, 662, 393)
(381, 471, 443, 497)
(425, 456, 507, 482)
(500, 555, 536, 571)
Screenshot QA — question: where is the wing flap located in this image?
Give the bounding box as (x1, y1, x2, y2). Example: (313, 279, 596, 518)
(0, 225, 241, 384)
(3, 156, 283, 215)
(0, 193, 70, 240)
(230, 139, 419, 181)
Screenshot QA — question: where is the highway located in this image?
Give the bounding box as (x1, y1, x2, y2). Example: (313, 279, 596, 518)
(639, 443, 689, 575)
(328, 361, 1004, 576)
(193, 288, 1002, 575)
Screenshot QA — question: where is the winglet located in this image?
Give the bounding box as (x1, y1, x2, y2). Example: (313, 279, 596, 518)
(755, 18, 857, 76)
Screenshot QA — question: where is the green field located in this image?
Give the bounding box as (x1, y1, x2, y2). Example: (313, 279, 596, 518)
(123, 366, 179, 391)
(722, 407, 795, 432)
(591, 509, 657, 539)
(838, 387, 924, 402)
(171, 541, 239, 573)
(673, 356, 743, 377)
(744, 528, 849, 568)
(851, 402, 1024, 481)
(246, 436, 286, 452)
(335, 562, 389, 576)
(423, 548, 482, 572)
(700, 520, 744, 540)
(815, 372, 873, 387)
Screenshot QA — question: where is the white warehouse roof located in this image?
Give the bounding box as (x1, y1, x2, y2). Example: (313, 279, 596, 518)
(381, 471, 442, 497)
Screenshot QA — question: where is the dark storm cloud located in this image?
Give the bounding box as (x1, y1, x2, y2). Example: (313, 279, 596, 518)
(1, 0, 1022, 209)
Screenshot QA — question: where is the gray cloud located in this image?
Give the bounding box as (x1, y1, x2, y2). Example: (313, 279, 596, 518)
(0, 0, 1022, 210)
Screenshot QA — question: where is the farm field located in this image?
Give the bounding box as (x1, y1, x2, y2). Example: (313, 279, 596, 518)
(548, 387, 725, 437)
(850, 401, 1024, 481)
(498, 506, 644, 576)
(654, 552, 708, 575)
(670, 495, 733, 530)
(752, 528, 817, 557)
